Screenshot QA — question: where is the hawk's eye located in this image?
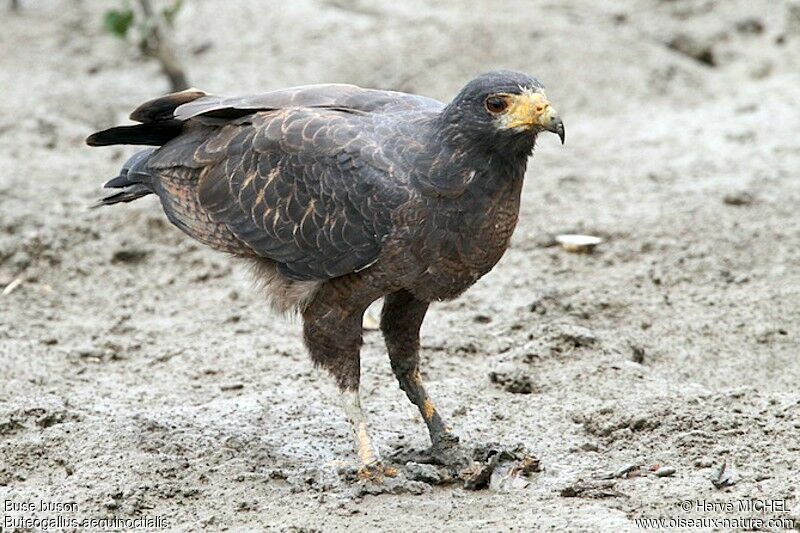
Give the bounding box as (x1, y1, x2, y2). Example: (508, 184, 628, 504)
(484, 96, 508, 114)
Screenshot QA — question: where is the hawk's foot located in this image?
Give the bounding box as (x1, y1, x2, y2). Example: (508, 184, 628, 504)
(357, 461, 398, 481)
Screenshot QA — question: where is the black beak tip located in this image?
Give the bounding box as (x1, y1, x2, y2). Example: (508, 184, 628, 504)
(546, 117, 565, 145)
(556, 119, 565, 145)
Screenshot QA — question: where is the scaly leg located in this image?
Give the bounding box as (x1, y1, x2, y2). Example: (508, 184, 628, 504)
(302, 283, 394, 479)
(340, 388, 386, 477)
(381, 290, 464, 464)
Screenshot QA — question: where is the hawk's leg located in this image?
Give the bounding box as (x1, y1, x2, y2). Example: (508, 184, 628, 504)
(381, 290, 466, 466)
(302, 284, 394, 480)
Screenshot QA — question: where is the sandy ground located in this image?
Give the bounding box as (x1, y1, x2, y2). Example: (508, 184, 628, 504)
(1, 0, 800, 531)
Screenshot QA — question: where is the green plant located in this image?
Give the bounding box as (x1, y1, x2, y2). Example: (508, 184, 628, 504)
(103, 2, 135, 38)
(103, 0, 189, 92)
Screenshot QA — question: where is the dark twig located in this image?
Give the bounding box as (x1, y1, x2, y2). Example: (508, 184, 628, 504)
(138, 0, 189, 92)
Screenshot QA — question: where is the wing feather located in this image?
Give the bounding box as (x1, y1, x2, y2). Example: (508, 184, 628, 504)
(118, 83, 438, 281)
(188, 108, 410, 280)
(173, 84, 441, 122)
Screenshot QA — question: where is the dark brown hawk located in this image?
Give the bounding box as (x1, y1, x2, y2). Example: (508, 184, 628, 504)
(88, 70, 564, 479)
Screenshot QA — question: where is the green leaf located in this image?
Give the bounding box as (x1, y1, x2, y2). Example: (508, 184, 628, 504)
(103, 8, 135, 38)
(162, 0, 184, 27)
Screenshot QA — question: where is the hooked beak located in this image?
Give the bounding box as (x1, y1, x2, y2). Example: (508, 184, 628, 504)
(504, 90, 565, 144)
(544, 115, 565, 145)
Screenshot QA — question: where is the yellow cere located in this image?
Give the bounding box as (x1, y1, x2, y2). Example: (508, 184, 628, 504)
(503, 89, 556, 130)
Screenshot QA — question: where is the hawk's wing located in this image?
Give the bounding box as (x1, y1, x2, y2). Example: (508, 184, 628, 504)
(131, 84, 441, 122)
(144, 85, 440, 281)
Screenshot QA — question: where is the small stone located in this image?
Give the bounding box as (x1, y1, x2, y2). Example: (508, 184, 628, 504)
(237, 500, 257, 511)
(610, 463, 641, 479)
(111, 248, 149, 264)
(695, 456, 713, 468)
(630, 343, 646, 364)
(488, 370, 534, 394)
(555, 234, 603, 254)
(667, 33, 716, 67)
(723, 191, 755, 206)
(711, 462, 738, 488)
(220, 383, 244, 391)
(404, 462, 442, 484)
(473, 314, 492, 324)
(654, 466, 676, 477)
(560, 479, 621, 498)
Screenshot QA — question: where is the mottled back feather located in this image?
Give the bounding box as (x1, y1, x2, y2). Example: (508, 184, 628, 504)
(123, 84, 444, 281)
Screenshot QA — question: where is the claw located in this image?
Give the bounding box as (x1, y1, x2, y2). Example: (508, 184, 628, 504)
(358, 462, 398, 481)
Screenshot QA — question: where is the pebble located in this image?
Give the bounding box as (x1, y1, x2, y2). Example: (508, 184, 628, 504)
(606, 463, 640, 479)
(667, 33, 716, 66)
(555, 234, 603, 253)
(723, 191, 755, 206)
(404, 462, 442, 484)
(111, 248, 149, 264)
(654, 466, 676, 477)
(711, 462, 738, 488)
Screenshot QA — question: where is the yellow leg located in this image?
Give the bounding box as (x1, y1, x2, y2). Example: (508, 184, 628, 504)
(340, 389, 397, 479)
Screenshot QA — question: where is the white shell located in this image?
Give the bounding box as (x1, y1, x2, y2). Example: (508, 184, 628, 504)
(555, 234, 603, 253)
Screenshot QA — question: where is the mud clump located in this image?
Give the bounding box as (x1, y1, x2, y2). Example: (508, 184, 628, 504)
(461, 443, 541, 491)
(560, 479, 623, 499)
(384, 442, 540, 492)
(722, 191, 755, 206)
(0, 404, 80, 435)
(111, 248, 150, 264)
(575, 406, 663, 441)
(520, 323, 599, 363)
(488, 369, 535, 394)
(667, 33, 717, 66)
(404, 462, 442, 484)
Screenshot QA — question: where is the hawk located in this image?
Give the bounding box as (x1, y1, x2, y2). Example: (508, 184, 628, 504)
(88, 70, 564, 479)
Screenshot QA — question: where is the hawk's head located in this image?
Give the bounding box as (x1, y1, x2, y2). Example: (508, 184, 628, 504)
(443, 70, 565, 152)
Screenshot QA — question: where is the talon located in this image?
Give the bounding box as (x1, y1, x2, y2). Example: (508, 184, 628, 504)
(358, 462, 397, 481)
(358, 461, 382, 480)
